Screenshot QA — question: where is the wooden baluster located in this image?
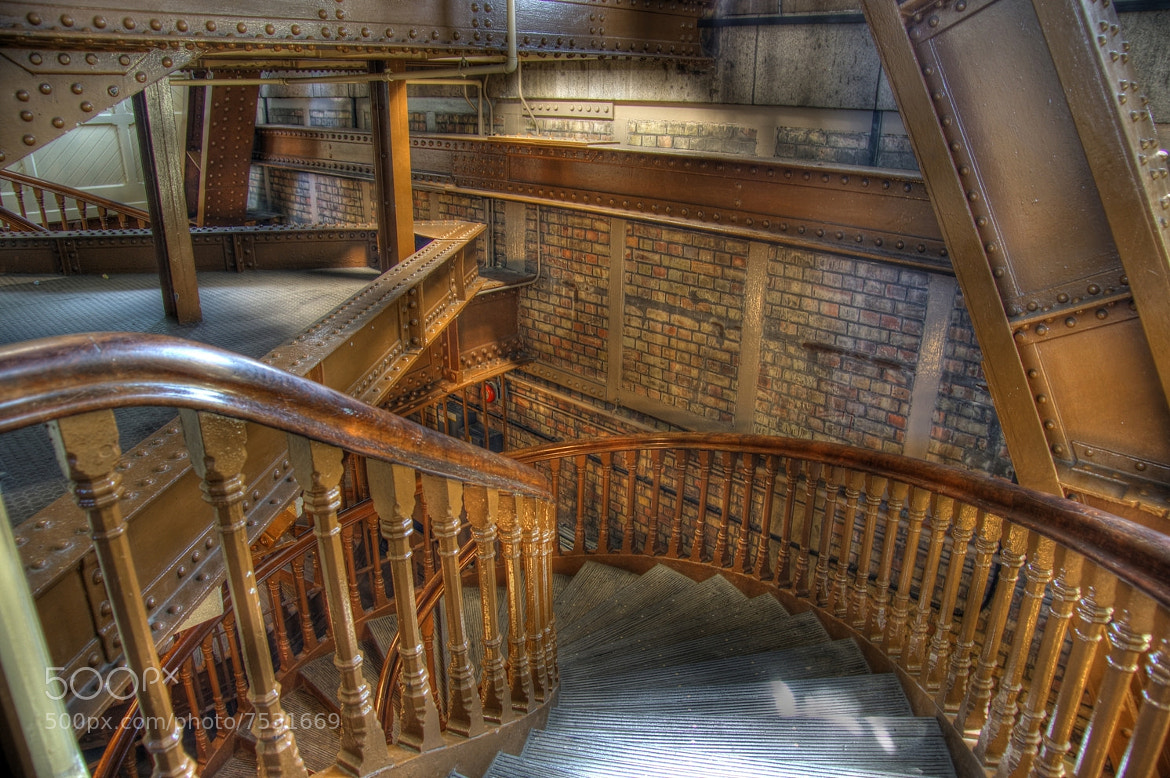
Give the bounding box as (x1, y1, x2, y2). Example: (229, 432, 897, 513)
(598, 451, 613, 553)
(291, 557, 318, 654)
(868, 480, 909, 642)
(77, 199, 88, 230)
(340, 525, 363, 616)
(1117, 640, 1170, 778)
(812, 466, 841, 610)
(793, 462, 822, 598)
(97, 204, 110, 230)
(53, 192, 68, 229)
(752, 455, 779, 579)
(646, 449, 665, 556)
(976, 536, 1056, 764)
(771, 458, 800, 585)
(367, 461, 443, 751)
(690, 450, 713, 563)
(520, 496, 550, 701)
(943, 511, 1002, 711)
(541, 500, 558, 685)
(180, 410, 307, 776)
(997, 552, 1084, 778)
(497, 493, 534, 711)
(924, 503, 977, 691)
(460, 389, 472, 442)
(548, 457, 563, 550)
(829, 470, 864, 619)
(573, 454, 588, 553)
(480, 382, 492, 448)
(421, 474, 486, 737)
(1074, 596, 1156, 777)
(50, 411, 198, 778)
(667, 449, 690, 558)
(621, 450, 637, 554)
(288, 437, 392, 773)
(200, 634, 229, 734)
(12, 181, 29, 219)
(180, 660, 211, 762)
(465, 486, 513, 723)
(312, 552, 334, 642)
(850, 475, 887, 629)
(32, 185, 49, 227)
(712, 451, 736, 566)
(223, 614, 250, 711)
(116, 210, 128, 229)
(420, 488, 437, 580)
(886, 486, 931, 658)
(906, 495, 955, 674)
(955, 522, 1028, 736)
(1034, 579, 1114, 777)
(265, 578, 295, 672)
(732, 453, 757, 574)
(366, 514, 389, 608)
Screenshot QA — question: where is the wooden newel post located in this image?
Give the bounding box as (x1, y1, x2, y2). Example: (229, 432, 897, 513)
(367, 462, 442, 752)
(50, 411, 198, 778)
(420, 474, 485, 737)
(287, 435, 392, 775)
(497, 493, 534, 711)
(465, 486, 514, 723)
(180, 411, 306, 777)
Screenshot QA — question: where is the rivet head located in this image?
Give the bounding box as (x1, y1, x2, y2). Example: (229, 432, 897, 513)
(123, 17, 136, 29)
(22, 134, 36, 146)
(16, 89, 29, 101)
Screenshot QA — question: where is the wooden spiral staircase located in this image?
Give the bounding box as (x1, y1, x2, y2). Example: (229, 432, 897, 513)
(2, 328, 1170, 778)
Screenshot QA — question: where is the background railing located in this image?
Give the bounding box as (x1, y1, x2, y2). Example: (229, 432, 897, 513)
(0, 332, 556, 777)
(0, 169, 151, 232)
(513, 433, 1170, 778)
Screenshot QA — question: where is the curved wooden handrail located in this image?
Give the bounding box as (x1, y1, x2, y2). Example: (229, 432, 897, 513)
(0, 203, 47, 232)
(0, 332, 550, 498)
(511, 433, 1170, 611)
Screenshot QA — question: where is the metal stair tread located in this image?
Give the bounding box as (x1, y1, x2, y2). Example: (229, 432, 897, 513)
(298, 639, 383, 713)
(553, 560, 640, 626)
(555, 564, 695, 646)
(281, 687, 341, 773)
(366, 613, 399, 660)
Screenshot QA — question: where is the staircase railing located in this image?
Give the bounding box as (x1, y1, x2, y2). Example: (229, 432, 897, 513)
(512, 433, 1170, 778)
(0, 169, 151, 232)
(0, 331, 556, 777)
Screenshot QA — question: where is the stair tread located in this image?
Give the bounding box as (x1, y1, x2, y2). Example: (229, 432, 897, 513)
(556, 564, 693, 645)
(553, 561, 640, 626)
(298, 641, 382, 712)
(367, 613, 399, 659)
(281, 688, 340, 772)
(554, 672, 913, 717)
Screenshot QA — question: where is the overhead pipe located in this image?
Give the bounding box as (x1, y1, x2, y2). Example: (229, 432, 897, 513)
(170, 0, 518, 87)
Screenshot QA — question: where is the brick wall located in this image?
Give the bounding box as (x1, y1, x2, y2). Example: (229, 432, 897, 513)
(262, 169, 315, 223)
(628, 120, 757, 155)
(756, 248, 924, 452)
(931, 288, 1014, 479)
(624, 224, 749, 426)
(255, 169, 374, 225)
(774, 126, 870, 166)
(519, 208, 612, 383)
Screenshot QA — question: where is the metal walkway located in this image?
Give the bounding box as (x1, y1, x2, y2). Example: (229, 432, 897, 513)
(0, 268, 380, 525)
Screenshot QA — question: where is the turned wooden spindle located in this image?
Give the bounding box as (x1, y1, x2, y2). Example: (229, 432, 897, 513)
(200, 635, 229, 729)
(793, 462, 822, 599)
(1117, 640, 1170, 778)
(732, 453, 757, 574)
(340, 524, 363, 616)
(690, 450, 714, 563)
(772, 458, 801, 586)
(829, 469, 864, 619)
(290, 557, 318, 654)
(288, 436, 392, 774)
(180, 660, 211, 761)
(867, 480, 909, 643)
(943, 510, 1002, 710)
(421, 474, 485, 737)
(50, 410, 198, 778)
(886, 486, 932, 658)
(975, 536, 1056, 764)
(997, 551, 1083, 778)
(497, 493, 535, 711)
(1074, 596, 1155, 778)
(519, 496, 550, 700)
(598, 452, 613, 553)
(647, 449, 666, 556)
(923, 502, 977, 691)
(465, 486, 513, 723)
(813, 467, 843, 609)
(367, 461, 442, 752)
(622, 451, 638, 554)
(366, 514, 389, 608)
(906, 495, 954, 674)
(573, 454, 588, 554)
(667, 449, 690, 558)
(540, 499, 558, 685)
(955, 522, 1028, 735)
(752, 455, 780, 579)
(181, 410, 307, 777)
(265, 578, 295, 672)
(850, 475, 887, 630)
(1033, 580, 1114, 778)
(222, 614, 250, 707)
(713, 451, 736, 566)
